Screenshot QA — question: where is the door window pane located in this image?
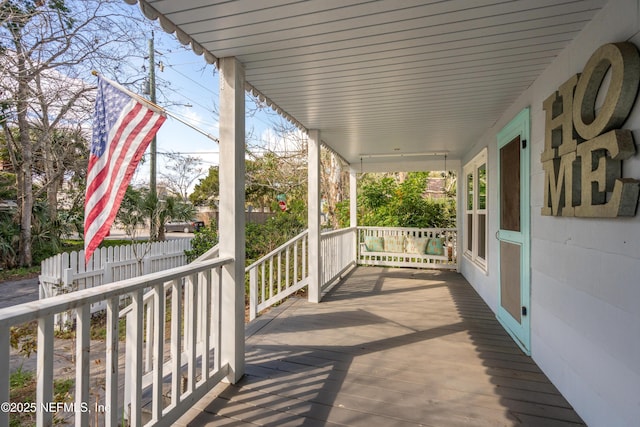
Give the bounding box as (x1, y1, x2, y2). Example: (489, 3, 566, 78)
(500, 241, 521, 323)
(500, 137, 521, 232)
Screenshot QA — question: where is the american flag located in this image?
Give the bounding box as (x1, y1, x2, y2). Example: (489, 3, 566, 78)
(84, 76, 166, 263)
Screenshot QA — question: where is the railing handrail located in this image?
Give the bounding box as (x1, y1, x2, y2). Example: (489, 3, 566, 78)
(321, 226, 356, 238)
(245, 229, 308, 271)
(0, 256, 233, 327)
(358, 226, 456, 231)
(192, 243, 220, 264)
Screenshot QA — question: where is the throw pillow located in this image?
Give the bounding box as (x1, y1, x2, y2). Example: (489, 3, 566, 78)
(425, 237, 445, 256)
(406, 236, 428, 254)
(364, 236, 384, 252)
(385, 235, 405, 253)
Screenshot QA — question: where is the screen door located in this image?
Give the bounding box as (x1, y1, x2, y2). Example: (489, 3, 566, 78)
(496, 108, 530, 355)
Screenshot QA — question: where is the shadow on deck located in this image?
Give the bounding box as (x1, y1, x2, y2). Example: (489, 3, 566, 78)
(176, 266, 584, 426)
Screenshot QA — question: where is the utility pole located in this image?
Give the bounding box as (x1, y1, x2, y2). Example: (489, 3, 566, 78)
(149, 33, 158, 240)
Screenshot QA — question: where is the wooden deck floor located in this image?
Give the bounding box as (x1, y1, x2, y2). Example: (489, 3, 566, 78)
(176, 267, 584, 426)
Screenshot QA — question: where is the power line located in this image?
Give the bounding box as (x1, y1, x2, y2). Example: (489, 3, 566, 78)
(164, 108, 219, 131)
(162, 61, 218, 98)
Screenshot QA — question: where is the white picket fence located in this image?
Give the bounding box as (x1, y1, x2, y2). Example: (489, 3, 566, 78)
(39, 239, 192, 325)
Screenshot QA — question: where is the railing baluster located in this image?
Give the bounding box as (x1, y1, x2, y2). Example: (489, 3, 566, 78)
(75, 305, 91, 426)
(145, 291, 154, 373)
(249, 267, 258, 321)
(269, 258, 274, 299)
(187, 275, 198, 393)
(36, 314, 54, 427)
(105, 297, 119, 427)
(151, 282, 165, 422)
(294, 240, 298, 283)
(201, 270, 211, 381)
(285, 246, 290, 289)
(171, 278, 182, 407)
(260, 262, 266, 305)
(128, 288, 144, 427)
(214, 267, 222, 372)
(277, 253, 282, 294)
(124, 310, 132, 422)
(302, 236, 307, 279)
(0, 326, 9, 427)
(197, 275, 205, 355)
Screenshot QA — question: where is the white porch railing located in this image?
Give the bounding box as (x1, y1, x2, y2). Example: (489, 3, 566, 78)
(39, 239, 193, 328)
(120, 244, 221, 421)
(320, 227, 357, 290)
(246, 230, 309, 321)
(246, 227, 360, 320)
(246, 226, 456, 320)
(0, 256, 232, 427)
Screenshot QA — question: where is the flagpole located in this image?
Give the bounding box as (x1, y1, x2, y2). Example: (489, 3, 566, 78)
(149, 35, 158, 240)
(91, 70, 220, 143)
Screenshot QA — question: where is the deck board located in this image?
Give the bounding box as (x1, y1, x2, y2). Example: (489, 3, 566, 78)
(176, 267, 584, 426)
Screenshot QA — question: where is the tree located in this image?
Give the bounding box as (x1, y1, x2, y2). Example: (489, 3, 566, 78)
(320, 148, 349, 228)
(190, 165, 219, 208)
(117, 185, 195, 242)
(156, 195, 196, 241)
(0, 171, 18, 267)
(0, 0, 152, 266)
(159, 151, 204, 203)
(246, 151, 307, 211)
(341, 172, 456, 229)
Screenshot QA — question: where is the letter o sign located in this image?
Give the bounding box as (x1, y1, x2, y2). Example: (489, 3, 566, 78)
(573, 42, 640, 140)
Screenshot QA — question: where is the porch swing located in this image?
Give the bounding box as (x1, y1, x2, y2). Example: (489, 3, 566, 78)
(357, 154, 456, 270)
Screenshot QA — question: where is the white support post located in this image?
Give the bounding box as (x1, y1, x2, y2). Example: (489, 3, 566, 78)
(350, 168, 358, 228)
(308, 129, 322, 303)
(219, 56, 246, 383)
(350, 168, 358, 262)
(456, 163, 463, 273)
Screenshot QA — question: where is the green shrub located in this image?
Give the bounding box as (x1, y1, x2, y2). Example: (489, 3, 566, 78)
(184, 223, 219, 262)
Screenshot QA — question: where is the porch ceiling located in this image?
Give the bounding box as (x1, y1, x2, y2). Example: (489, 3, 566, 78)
(129, 0, 607, 168)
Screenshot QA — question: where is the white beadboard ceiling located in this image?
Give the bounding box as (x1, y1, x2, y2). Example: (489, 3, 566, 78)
(127, 0, 608, 169)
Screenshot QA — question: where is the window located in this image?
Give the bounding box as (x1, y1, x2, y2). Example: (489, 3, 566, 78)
(464, 149, 487, 269)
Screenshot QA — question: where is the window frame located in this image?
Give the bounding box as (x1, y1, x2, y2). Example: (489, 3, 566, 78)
(463, 148, 488, 270)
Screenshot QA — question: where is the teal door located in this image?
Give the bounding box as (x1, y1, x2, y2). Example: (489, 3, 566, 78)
(496, 108, 531, 355)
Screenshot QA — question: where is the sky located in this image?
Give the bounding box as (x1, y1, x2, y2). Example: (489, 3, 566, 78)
(123, 11, 294, 192)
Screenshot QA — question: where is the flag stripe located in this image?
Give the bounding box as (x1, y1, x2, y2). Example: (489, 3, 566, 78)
(84, 76, 166, 263)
